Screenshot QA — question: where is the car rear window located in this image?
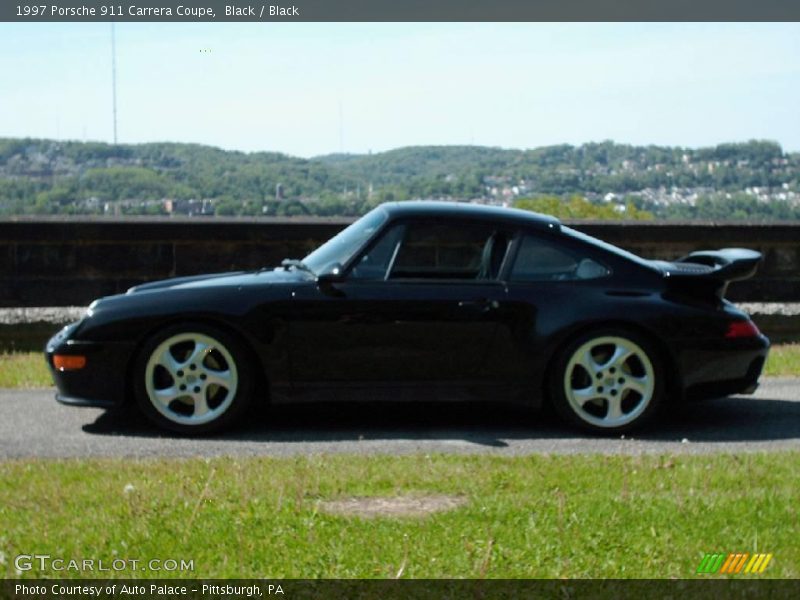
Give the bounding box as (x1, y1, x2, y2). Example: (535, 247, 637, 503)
(511, 234, 609, 282)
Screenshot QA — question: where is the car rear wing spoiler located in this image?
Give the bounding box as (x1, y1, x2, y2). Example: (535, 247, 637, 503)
(671, 248, 763, 300)
(676, 248, 762, 282)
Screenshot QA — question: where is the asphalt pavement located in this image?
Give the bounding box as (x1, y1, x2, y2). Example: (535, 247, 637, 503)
(1, 379, 799, 459)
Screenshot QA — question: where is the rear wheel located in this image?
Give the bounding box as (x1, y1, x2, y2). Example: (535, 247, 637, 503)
(133, 323, 253, 434)
(551, 329, 664, 433)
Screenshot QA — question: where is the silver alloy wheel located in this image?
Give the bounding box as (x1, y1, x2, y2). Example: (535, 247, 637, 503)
(563, 335, 655, 429)
(144, 332, 239, 426)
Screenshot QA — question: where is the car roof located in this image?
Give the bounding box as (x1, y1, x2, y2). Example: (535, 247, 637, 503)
(380, 201, 561, 231)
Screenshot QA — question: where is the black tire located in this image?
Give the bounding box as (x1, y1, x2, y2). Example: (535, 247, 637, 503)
(549, 327, 665, 434)
(133, 322, 253, 434)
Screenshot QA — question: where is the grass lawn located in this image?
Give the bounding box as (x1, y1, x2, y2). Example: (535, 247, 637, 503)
(1, 453, 798, 578)
(0, 352, 51, 388)
(1, 344, 798, 389)
(765, 343, 800, 378)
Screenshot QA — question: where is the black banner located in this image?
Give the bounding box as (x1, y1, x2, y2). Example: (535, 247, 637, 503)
(3, 579, 800, 600)
(2, 0, 800, 23)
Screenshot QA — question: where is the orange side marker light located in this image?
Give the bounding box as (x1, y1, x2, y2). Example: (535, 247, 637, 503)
(53, 355, 87, 371)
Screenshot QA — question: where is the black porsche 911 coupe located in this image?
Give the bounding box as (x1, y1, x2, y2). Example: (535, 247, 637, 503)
(46, 201, 769, 434)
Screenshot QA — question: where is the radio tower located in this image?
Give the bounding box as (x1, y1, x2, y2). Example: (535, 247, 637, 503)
(338, 100, 343, 153)
(111, 22, 118, 144)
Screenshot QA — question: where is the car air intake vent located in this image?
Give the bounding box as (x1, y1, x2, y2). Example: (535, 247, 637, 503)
(662, 262, 715, 275)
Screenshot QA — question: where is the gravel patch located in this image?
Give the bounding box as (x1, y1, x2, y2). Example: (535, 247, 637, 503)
(0, 306, 85, 325)
(318, 495, 467, 518)
(0, 303, 797, 325)
(737, 303, 800, 316)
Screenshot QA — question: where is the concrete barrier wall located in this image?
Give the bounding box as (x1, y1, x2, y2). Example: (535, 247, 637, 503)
(1, 216, 798, 307)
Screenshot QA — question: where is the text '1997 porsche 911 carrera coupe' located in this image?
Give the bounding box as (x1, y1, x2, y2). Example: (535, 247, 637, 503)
(46, 201, 769, 434)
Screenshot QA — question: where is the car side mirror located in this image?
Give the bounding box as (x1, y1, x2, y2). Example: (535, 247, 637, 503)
(317, 264, 345, 294)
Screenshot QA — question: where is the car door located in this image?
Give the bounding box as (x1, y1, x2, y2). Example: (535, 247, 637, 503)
(287, 218, 512, 386)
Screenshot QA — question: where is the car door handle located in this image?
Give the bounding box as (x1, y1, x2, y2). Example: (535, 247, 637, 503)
(458, 299, 499, 313)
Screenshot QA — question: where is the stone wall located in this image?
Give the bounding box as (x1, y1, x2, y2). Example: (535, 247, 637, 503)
(1, 216, 798, 307)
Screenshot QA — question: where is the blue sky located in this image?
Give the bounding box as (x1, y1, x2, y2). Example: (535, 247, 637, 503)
(1, 22, 798, 156)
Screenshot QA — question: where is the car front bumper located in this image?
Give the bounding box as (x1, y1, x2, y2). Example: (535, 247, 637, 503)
(46, 323, 135, 409)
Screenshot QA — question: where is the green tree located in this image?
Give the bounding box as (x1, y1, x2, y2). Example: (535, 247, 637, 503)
(515, 195, 653, 220)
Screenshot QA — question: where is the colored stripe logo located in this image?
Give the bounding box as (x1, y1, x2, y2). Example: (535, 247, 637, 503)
(697, 552, 772, 574)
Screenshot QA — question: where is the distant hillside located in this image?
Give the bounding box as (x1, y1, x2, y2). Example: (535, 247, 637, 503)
(315, 142, 798, 194)
(0, 138, 798, 219)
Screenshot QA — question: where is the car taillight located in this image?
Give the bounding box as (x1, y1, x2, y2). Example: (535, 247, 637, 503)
(725, 320, 761, 339)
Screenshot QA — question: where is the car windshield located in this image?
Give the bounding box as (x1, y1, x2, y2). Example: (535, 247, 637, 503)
(303, 207, 388, 275)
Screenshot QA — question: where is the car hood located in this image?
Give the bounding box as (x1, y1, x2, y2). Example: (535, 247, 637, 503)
(126, 268, 311, 294)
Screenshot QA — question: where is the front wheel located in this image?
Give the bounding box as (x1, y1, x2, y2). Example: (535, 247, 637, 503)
(133, 323, 253, 434)
(550, 330, 665, 433)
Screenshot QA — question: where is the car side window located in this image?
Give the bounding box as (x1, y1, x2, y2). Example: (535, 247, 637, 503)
(510, 234, 609, 282)
(388, 221, 505, 281)
(349, 224, 405, 280)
